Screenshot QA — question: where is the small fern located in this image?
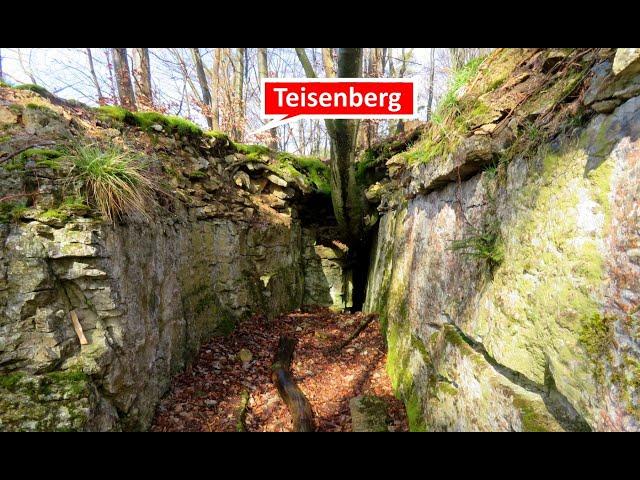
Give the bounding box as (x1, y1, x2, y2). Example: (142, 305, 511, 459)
(450, 221, 504, 269)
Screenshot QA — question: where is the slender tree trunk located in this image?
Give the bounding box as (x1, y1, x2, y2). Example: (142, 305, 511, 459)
(322, 48, 335, 77)
(85, 48, 104, 104)
(295, 48, 317, 78)
(232, 48, 246, 141)
(132, 48, 153, 110)
(17, 49, 37, 84)
(104, 49, 118, 102)
(295, 48, 364, 244)
(0, 48, 4, 83)
(331, 48, 364, 245)
(208, 48, 221, 131)
(449, 48, 465, 70)
(381, 47, 388, 76)
(111, 48, 136, 110)
(257, 48, 278, 150)
(427, 47, 436, 121)
(388, 48, 396, 77)
(360, 48, 383, 149)
(191, 48, 213, 129)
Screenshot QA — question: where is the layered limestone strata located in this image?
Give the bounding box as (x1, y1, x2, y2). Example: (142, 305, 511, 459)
(365, 48, 640, 431)
(0, 86, 350, 431)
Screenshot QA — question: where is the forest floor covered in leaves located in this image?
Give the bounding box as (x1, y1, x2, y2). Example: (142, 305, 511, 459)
(151, 309, 408, 432)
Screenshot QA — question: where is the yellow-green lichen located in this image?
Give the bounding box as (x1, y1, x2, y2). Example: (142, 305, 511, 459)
(405, 389, 428, 432)
(512, 394, 561, 432)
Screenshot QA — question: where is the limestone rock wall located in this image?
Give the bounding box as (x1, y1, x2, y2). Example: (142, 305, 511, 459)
(0, 214, 308, 431)
(0, 85, 347, 431)
(365, 48, 640, 431)
(302, 228, 352, 311)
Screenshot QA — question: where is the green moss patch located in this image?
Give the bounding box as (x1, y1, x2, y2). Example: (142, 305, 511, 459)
(276, 153, 331, 195)
(14, 83, 50, 97)
(234, 142, 271, 159)
(0, 201, 27, 223)
(96, 106, 203, 137)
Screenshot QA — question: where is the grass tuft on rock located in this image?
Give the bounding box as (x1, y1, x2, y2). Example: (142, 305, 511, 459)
(0, 201, 28, 224)
(63, 143, 160, 223)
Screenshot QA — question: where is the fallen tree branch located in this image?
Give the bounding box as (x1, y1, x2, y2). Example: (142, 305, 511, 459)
(271, 335, 315, 432)
(235, 389, 250, 432)
(0, 141, 57, 165)
(331, 313, 377, 353)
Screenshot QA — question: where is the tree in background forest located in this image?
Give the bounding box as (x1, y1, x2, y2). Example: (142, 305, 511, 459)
(295, 48, 365, 247)
(1, 47, 473, 160)
(132, 48, 153, 110)
(112, 48, 136, 110)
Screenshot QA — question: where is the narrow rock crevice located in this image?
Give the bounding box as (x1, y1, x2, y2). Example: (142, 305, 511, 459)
(442, 320, 592, 431)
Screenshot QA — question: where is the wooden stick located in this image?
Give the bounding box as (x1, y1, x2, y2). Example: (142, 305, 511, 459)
(70, 310, 88, 345)
(0, 141, 56, 164)
(235, 389, 250, 432)
(332, 314, 377, 353)
(271, 336, 315, 432)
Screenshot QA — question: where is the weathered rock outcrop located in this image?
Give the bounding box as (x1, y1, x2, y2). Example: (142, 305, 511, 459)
(364, 48, 640, 431)
(0, 87, 348, 430)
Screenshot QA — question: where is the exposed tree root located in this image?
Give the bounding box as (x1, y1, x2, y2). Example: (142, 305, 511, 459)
(235, 389, 250, 432)
(271, 335, 315, 432)
(331, 313, 377, 353)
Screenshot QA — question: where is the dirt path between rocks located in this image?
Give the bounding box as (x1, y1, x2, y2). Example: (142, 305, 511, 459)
(151, 309, 408, 432)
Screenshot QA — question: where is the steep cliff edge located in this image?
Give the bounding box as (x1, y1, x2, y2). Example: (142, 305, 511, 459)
(0, 87, 349, 431)
(364, 48, 640, 431)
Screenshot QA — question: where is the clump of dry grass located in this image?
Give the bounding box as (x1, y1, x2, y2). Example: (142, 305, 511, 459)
(64, 143, 159, 222)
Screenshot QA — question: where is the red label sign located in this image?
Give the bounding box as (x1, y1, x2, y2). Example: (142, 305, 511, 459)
(261, 78, 416, 121)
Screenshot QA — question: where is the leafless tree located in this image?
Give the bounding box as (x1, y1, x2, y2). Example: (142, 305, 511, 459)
(191, 48, 213, 128)
(133, 48, 153, 109)
(426, 48, 436, 120)
(112, 48, 136, 110)
(257, 48, 278, 149)
(85, 48, 104, 104)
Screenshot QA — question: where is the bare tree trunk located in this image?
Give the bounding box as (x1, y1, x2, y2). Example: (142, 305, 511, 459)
(111, 48, 136, 110)
(360, 48, 383, 149)
(85, 48, 104, 104)
(331, 48, 364, 245)
(322, 48, 336, 77)
(295, 48, 317, 78)
(210, 48, 221, 131)
(132, 48, 153, 110)
(191, 48, 213, 129)
(295, 48, 364, 244)
(0, 49, 4, 83)
(232, 48, 246, 141)
(426, 47, 436, 121)
(104, 49, 118, 102)
(381, 48, 388, 76)
(388, 48, 396, 76)
(257, 48, 278, 150)
(449, 48, 466, 70)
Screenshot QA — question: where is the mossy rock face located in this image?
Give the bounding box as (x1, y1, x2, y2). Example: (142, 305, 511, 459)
(14, 84, 51, 97)
(0, 369, 93, 432)
(363, 52, 640, 430)
(349, 395, 390, 432)
(95, 106, 203, 137)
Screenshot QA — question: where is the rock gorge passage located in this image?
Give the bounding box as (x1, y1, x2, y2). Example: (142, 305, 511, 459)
(0, 48, 639, 431)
